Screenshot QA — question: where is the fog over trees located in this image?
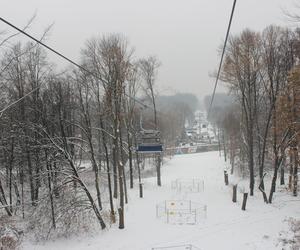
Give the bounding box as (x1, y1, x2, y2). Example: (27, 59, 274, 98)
(209, 25, 300, 201)
(2, 2, 300, 250)
(0, 22, 201, 243)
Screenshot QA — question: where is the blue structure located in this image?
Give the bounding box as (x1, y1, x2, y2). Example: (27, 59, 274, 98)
(137, 129, 163, 153)
(137, 144, 163, 153)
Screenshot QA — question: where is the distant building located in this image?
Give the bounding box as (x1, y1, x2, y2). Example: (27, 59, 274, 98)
(183, 110, 216, 142)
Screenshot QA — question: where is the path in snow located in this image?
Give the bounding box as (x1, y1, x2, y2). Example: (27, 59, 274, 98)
(24, 151, 300, 250)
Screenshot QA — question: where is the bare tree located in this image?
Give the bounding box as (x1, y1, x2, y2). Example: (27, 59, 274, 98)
(139, 56, 162, 186)
(260, 26, 294, 203)
(222, 29, 262, 195)
(81, 33, 133, 229)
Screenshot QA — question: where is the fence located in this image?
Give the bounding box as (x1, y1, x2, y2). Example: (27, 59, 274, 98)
(151, 244, 201, 250)
(175, 143, 219, 155)
(171, 179, 204, 193)
(156, 200, 207, 225)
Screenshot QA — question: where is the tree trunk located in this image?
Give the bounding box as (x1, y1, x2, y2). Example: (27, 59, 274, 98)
(268, 169, 278, 204)
(112, 146, 118, 199)
(45, 150, 56, 229)
(119, 129, 128, 204)
(100, 117, 115, 223)
(280, 148, 286, 185)
(248, 128, 255, 196)
(113, 85, 125, 229)
(128, 131, 134, 189)
(230, 149, 235, 175)
(8, 137, 14, 214)
(34, 149, 41, 204)
(53, 162, 59, 198)
(268, 155, 284, 203)
(222, 130, 227, 162)
(289, 152, 293, 190)
(280, 165, 285, 185)
(0, 178, 12, 216)
(156, 154, 162, 186)
(20, 162, 25, 218)
(135, 140, 143, 198)
(88, 139, 103, 211)
(258, 173, 268, 203)
(26, 148, 35, 206)
(117, 137, 125, 229)
(293, 147, 298, 196)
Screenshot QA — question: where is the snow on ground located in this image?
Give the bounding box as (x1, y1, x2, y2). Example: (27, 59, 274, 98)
(23, 151, 300, 250)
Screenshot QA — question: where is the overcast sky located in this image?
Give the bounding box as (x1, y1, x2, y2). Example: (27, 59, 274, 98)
(1, 0, 297, 99)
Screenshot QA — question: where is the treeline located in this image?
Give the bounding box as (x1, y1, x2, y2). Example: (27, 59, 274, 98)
(0, 31, 185, 238)
(213, 25, 300, 202)
(157, 93, 199, 141)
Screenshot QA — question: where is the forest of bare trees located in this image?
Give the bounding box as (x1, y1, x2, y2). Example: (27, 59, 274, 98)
(4, 1, 300, 249)
(0, 24, 194, 242)
(214, 24, 300, 203)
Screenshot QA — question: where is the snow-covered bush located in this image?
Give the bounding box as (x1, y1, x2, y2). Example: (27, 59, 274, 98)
(28, 187, 108, 241)
(0, 226, 22, 250)
(279, 218, 300, 250)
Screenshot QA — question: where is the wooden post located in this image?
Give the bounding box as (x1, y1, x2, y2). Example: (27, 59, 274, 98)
(139, 183, 143, 198)
(118, 207, 124, 229)
(242, 193, 248, 210)
(232, 184, 237, 202)
(224, 170, 229, 185)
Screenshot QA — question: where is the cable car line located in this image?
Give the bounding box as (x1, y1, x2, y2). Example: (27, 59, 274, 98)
(0, 16, 152, 112)
(207, 0, 237, 119)
(0, 16, 166, 153)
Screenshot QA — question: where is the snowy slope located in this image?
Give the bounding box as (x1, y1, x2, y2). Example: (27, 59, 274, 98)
(23, 151, 300, 250)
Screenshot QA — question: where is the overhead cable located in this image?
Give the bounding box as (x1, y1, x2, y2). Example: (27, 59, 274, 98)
(0, 16, 149, 109)
(207, 0, 237, 119)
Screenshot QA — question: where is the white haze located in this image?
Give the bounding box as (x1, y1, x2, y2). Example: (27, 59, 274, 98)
(0, 0, 296, 99)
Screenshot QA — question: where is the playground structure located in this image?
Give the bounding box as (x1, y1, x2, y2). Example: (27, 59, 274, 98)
(171, 178, 204, 193)
(156, 200, 207, 225)
(151, 244, 201, 250)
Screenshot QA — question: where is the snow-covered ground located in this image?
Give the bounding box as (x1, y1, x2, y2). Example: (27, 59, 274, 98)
(23, 151, 300, 250)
